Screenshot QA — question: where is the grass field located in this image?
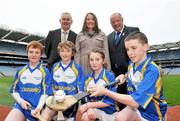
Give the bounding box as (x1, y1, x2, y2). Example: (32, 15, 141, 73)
(163, 75, 180, 106)
(0, 75, 180, 107)
(0, 77, 14, 106)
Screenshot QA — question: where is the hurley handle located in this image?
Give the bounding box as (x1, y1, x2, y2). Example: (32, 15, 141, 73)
(104, 74, 127, 88)
(105, 80, 119, 88)
(28, 106, 47, 121)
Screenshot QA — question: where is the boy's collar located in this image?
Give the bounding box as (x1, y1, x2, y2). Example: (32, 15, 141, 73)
(27, 63, 41, 72)
(133, 55, 151, 71)
(60, 60, 72, 66)
(59, 60, 73, 71)
(91, 68, 105, 79)
(135, 55, 147, 68)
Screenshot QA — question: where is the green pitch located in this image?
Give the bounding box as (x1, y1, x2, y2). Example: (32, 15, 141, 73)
(0, 77, 14, 106)
(0, 75, 180, 107)
(163, 75, 180, 106)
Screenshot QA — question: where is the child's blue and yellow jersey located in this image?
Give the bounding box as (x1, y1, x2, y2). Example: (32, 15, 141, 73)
(52, 60, 84, 94)
(52, 60, 85, 117)
(127, 55, 167, 121)
(10, 63, 52, 108)
(84, 68, 117, 114)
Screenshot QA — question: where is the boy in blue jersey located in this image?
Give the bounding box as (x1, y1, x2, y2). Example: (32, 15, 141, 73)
(90, 32, 167, 121)
(42, 41, 85, 121)
(76, 49, 118, 121)
(5, 41, 52, 121)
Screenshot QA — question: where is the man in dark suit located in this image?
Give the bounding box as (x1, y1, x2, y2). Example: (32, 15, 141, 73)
(44, 12, 77, 70)
(108, 12, 140, 110)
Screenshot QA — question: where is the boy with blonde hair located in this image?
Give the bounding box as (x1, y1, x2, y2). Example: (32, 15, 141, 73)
(42, 41, 84, 121)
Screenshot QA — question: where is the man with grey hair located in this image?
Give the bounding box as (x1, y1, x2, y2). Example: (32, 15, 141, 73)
(44, 12, 77, 70)
(107, 12, 140, 110)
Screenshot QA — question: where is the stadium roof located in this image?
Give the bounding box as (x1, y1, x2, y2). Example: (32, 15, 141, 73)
(149, 41, 180, 52)
(0, 25, 180, 51)
(0, 26, 45, 44)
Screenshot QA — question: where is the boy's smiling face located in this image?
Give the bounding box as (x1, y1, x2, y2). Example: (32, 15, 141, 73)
(28, 46, 41, 66)
(59, 46, 73, 64)
(125, 39, 149, 66)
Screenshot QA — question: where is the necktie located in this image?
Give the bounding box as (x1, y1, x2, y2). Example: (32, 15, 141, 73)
(115, 32, 121, 45)
(62, 31, 67, 42)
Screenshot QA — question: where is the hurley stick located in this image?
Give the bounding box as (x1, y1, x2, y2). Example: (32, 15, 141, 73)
(46, 77, 122, 112)
(28, 106, 46, 121)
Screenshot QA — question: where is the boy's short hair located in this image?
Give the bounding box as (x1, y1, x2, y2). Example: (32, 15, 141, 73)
(88, 48, 105, 60)
(88, 48, 108, 68)
(125, 31, 148, 44)
(57, 41, 76, 56)
(26, 41, 43, 54)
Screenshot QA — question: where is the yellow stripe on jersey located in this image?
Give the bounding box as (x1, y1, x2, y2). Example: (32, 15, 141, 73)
(152, 62, 162, 98)
(71, 62, 78, 76)
(84, 77, 93, 91)
(52, 63, 60, 90)
(13, 66, 27, 93)
(12, 79, 19, 93)
(71, 62, 81, 92)
(141, 58, 151, 80)
(127, 63, 133, 83)
(53, 63, 59, 72)
(141, 59, 157, 109)
(102, 70, 109, 85)
(143, 94, 153, 109)
(153, 99, 163, 120)
(85, 69, 110, 90)
(128, 63, 133, 72)
(39, 64, 46, 94)
(102, 70, 119, 111)
(155, 77, 162, 98)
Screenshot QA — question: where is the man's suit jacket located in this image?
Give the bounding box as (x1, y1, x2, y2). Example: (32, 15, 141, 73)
(108, 26, 139, 110)
(108, 26, 140, 76)
(44, 28, 77, 70)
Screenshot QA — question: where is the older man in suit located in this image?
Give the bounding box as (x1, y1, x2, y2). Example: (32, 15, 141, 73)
(108, 12, 140, 110)
(44, 12, 77, 70)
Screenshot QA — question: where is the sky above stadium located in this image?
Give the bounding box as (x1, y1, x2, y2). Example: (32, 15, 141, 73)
(0, 0, 179, 45)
